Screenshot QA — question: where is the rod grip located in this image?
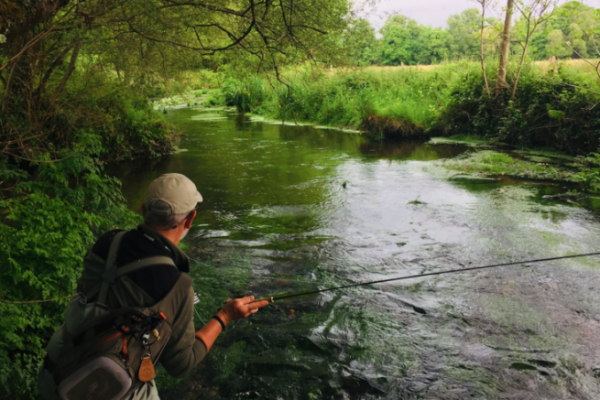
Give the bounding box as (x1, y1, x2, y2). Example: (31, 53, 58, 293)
(252, 297, 274, 304)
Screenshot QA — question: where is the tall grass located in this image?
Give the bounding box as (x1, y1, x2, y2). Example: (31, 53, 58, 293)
(223, 62, 484, 134)
(221, 61, 600, 153)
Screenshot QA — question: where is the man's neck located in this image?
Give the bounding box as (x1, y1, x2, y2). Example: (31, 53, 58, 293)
(154, 228, 181, 246)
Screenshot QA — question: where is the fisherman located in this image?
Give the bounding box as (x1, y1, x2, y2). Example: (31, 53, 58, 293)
(38, 173, 269, 400)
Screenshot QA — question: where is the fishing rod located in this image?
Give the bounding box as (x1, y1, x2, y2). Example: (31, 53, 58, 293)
(253, 251, 600, 303)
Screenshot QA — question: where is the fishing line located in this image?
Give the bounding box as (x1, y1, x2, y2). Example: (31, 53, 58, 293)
(256, 252, 600, 303)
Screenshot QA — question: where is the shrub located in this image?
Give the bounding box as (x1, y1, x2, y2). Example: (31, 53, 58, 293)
(0, 134, 140, 398)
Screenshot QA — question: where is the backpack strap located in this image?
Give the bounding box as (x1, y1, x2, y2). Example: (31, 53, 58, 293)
(116, 256, 176, 277)
(85, 232, 177, 303)
(98, 231, 127, 305)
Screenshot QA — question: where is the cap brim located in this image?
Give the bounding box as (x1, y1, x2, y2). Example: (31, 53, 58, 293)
(195, 191, 203, 203)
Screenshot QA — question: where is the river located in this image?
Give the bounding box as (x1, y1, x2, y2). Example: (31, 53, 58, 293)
(117, 108, 600, 399)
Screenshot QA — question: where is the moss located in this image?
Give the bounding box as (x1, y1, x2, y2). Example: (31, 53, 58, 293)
(441, 150, 577, 181)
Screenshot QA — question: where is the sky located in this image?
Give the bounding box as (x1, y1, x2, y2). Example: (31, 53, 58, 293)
(364, 0, 600, 31)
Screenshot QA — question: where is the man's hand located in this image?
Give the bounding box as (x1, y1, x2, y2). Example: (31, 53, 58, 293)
(217, 296, 269, 326)
(195, 296, 270, 351)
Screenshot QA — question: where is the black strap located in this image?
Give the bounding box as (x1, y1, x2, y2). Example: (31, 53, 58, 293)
(98, 231, 126, 305)
(212, 315, 226, 330)
(43, 355, 57, 375)
(117, 256, 176, 276)
(86, 256, 176, 301)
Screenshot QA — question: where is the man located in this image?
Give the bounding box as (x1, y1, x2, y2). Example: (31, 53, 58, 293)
(39, 173, 269, 399)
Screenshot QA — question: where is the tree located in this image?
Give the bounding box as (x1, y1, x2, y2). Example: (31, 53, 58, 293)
(546, 29, 572, 57)
(560, 2, 600, 80)
(0, 0, 351, 162)
(344, 18, 380, 66)
(380, 15, 420, 65)
(380, 15, 449, 66)
(510, 0, 557, 99)
(497, 0, 515, 93)
(474, 0, 494, 96)
(413, 28, 450, 64)
(447, 8, 481, 59)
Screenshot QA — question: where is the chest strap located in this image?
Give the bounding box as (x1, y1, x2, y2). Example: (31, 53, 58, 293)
(88, 231, 176, 305)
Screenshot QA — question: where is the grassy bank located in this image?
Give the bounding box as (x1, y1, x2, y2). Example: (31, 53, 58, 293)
(220, 63, 474, 137)
(217, 61, 600, 155)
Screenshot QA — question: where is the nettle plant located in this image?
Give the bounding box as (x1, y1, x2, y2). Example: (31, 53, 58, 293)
(0, 133, 139, 398)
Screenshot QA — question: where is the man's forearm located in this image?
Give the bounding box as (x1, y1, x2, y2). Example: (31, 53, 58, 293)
(194, 310, 229, 351)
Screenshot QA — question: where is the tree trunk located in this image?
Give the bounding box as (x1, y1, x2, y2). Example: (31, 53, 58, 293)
(2, 62, 18, 113)
(479, 1, 491, 97)
(52, 42, 81, 102)
(496, 0, 514, 95)
(37, 45, 74, 94)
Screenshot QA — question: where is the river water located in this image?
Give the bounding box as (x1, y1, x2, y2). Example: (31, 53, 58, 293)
(118, 108, 600, 399)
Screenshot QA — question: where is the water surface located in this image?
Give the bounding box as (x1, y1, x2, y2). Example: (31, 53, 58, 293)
(118, 109, 600, 399)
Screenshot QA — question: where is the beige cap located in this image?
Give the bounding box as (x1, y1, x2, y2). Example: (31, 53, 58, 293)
(145, 173, 203, 216)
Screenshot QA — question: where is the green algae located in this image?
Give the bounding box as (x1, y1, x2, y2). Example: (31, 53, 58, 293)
(429, 135, 491, 147)
(441, 150, 577, 182)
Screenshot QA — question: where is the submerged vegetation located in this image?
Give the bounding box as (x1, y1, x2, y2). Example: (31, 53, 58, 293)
(440, 150, 577, 182)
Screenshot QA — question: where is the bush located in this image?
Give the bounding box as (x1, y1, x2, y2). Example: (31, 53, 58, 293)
(0, 134, 140, 398)
(437, 63, 600, 155)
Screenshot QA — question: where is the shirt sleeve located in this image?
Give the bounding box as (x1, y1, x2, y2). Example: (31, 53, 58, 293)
(159, 285, 207, 377)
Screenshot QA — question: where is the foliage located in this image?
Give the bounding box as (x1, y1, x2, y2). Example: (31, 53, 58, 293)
(343, 18, 381, 66)
(447, 8, 481, 59)
(0, 136, 140, 398)
(222, 62, 481, 135)
(438, 60, 600, 154)
(573, 152, 600, 191)
(221, 59, 600, 155)
(380, 15, 450, 66)
(342, 2, 600, 67)
(0, 0, 351, 168)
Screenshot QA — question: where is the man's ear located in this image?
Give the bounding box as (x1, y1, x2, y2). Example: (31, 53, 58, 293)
(141, 203, 146, 216)
(184, 210, 196, 230)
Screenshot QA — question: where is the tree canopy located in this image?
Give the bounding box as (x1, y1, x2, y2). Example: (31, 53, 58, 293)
(345, 1, 600, 67)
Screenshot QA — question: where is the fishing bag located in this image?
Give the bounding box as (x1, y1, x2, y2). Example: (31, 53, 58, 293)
(46, 231, 177, 400)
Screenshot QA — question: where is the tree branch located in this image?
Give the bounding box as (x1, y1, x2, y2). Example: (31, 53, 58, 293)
(37, 45, 74, 93)
(0, 5, 76, 72)
(52, 42, 82, 102)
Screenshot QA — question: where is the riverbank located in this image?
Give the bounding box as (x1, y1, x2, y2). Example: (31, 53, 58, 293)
(214, 61, 600, 156)
(152, 87, 595, 195)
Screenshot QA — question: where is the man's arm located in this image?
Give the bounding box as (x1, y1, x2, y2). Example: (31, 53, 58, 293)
(159, 286, 208, 377)
(159, 290, 268, 377)
(195, 296, 269, 351)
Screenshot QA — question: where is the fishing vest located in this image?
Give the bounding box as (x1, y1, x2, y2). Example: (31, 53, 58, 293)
(43, 231, 193, 400)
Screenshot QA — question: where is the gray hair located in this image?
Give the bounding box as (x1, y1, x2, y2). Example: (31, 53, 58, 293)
(144, 200, 192, 230)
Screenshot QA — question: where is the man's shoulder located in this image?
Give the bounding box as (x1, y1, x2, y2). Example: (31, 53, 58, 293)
(91, 229, 123, 259)
(87, 227, 181, 302)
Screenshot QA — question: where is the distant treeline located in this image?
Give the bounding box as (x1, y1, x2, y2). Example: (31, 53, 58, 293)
(345, 1, 600, 66)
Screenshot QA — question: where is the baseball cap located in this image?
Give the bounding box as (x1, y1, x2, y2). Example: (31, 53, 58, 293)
(145, 173, 203, 216)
